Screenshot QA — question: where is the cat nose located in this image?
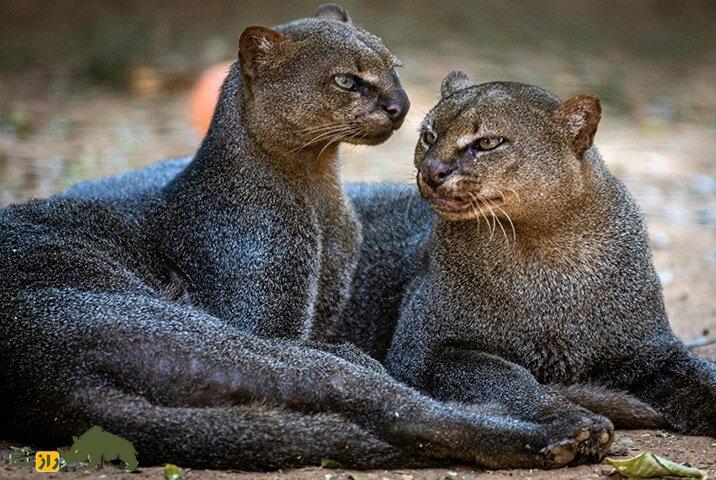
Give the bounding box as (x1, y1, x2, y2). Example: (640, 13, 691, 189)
(382, 89, 410, 127)
(420, 160, 455, 191)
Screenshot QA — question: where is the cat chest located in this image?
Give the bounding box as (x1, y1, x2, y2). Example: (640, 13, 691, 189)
(452, 278, 601, 383)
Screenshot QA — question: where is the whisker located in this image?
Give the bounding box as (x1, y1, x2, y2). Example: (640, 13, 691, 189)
(507, 187, 521, 203)
(477, 193, 497, 241)
(494, 189, 517, 245)
(468, 192, 492, 235)
(291, 125, 355, 153)
(317, 127, 357, 159)
(465, 193, 482, 234)
(482, 194, 509, 245)
(493, 203, 516, 246)
(296, 122, 348, 135)
(397, 183, 416, 221)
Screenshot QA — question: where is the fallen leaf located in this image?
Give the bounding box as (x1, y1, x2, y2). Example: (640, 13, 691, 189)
(605, 451, 707, 479)
(321, 458, 342, 469)
(164, 463, 183, 480)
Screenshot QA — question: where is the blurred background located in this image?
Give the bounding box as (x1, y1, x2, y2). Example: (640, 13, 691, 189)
(0, 0, 714, 355)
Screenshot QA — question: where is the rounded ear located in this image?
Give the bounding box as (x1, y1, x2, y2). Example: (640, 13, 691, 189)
(238, 26, 293, 80)
(314, 3, 351, 22)
(440, 71, 473, 98)
(552, 95, 601, 157)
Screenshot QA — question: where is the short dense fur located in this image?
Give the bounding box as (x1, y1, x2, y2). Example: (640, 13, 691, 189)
(60, 79, 715, 464)
(1, 6, 609, 470)
(377, 77, 714, 437)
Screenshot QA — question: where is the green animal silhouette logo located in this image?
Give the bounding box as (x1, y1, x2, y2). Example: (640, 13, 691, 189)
(59, 426, 138, 471)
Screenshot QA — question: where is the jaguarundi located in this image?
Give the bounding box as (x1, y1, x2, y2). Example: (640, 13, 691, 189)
(352, 74, 715, 437)
(113, 80, 705, 440)
(0, 5, 603, 471)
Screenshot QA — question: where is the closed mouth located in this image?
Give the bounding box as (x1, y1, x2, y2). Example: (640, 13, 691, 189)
(430, 194, 502, 214)
(430, 196, 472, 213)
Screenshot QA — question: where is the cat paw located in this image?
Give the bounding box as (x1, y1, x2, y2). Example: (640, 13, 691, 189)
(540, 411, 613, 467)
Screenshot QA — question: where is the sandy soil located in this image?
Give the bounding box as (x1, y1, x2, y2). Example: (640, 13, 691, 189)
(1, 81, 715, 478)
(2, 430, 715, 479)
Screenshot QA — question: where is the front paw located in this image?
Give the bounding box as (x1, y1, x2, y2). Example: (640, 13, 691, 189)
(541, 410, 613, 467)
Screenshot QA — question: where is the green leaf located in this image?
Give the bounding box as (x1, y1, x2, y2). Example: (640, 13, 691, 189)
(320, 458, 342, 469)
(164, 463, 183, 480)
(605, 451, 707, 479)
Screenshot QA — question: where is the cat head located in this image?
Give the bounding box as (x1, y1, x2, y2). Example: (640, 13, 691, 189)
(216, 4, 409, 159)
(415, 72, 601, 223)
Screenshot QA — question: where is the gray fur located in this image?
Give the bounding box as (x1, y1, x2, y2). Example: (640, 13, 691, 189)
(381, 80, 715, 436)
(60, 79, 713, 456)
(0, 8, 594, 471)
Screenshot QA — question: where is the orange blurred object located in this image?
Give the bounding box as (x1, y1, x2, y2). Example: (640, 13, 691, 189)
(189, 61, 232, 135)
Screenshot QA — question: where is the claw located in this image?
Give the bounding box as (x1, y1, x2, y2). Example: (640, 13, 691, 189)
(545, 440, 577, 467)
(575, 428, 590, 442)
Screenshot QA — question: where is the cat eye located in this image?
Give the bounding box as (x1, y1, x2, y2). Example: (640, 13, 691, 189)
(421, 129, 437, 146)
(473, 136, 505, 152)
(333, 74, 356, 90)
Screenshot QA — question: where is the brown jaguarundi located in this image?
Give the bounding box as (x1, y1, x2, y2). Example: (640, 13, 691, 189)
(348, 73, 715, 440)
(0, 5, 604, 471)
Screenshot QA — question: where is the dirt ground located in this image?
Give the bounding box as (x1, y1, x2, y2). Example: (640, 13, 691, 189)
(1, 2, 714, 478)
(2, 430, 715, 479)
(0, 81, 714, 480)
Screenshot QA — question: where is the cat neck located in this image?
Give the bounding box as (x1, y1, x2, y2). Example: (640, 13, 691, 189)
(430, 175, 623, 276)
(163, 87, 344, 206)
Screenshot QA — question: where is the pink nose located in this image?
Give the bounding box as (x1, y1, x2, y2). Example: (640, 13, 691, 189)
(381, 89, 410, 127)
(420, 161, 455, 191)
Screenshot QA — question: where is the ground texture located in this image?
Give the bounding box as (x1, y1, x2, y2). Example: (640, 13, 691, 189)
(2, 431, 716, 479)
(1, 1, 714, 478)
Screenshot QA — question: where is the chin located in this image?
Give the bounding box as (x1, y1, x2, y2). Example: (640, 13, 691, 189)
(434, 209, 481, 221)
(429, 197, 479, 221)
(347, 128, 394, 145)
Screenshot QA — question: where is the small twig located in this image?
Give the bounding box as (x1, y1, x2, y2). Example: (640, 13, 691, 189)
(684, 336, 716, 349)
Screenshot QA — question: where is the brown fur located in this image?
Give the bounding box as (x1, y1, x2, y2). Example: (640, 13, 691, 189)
(384, 74, 715, 439)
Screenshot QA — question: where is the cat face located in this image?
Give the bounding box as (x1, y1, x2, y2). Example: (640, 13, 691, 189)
(414, 72, 601, 223)
(237, 4, 409, 155)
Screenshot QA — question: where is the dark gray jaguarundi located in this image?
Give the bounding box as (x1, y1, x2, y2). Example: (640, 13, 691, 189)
(65, 77, 716, 459)
(0, 5, 603, 471)
(70, 77, 714, 443)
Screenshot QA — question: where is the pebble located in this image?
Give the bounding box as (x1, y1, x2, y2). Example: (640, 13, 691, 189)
(608, 435, 634, 456)
(657, 270, 674, 285)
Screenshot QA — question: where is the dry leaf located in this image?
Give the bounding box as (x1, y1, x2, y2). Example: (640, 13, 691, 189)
(164, 463, 183, 480)
(605, 451, 707, 479)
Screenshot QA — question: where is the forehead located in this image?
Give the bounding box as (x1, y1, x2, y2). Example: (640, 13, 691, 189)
(428, 83, 560, 132)
(280, 19, 398, 70)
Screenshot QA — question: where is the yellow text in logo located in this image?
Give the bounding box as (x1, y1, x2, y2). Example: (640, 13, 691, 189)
(35, 451, 60, 473)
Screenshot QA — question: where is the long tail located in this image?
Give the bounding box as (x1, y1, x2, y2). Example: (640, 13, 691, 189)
(548, 384, 666, 429)
(75, 387, 428, 470)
